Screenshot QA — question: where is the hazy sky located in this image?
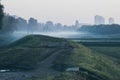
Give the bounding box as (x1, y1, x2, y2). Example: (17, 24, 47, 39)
(1, 0, 120, 25)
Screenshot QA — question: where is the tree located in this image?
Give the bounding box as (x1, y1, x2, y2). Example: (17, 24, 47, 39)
(16, 17, 27, 31)
(28, 17, 38, 33)
(2, 15, 17, 33)
(0, 2, 4, 29)
(45, 21, 54, 31)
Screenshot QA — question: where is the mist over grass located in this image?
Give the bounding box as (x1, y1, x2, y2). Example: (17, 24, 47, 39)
(1, 15, 120, 46)
(14, 31, 89, 38)
(1, 14, 120, 45)
(13, 30, 120, 39)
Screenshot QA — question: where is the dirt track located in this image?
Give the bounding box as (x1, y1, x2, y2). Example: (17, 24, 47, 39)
(0, 48, 72, 80)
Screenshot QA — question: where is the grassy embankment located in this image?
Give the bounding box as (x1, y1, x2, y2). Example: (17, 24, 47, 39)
(0, 35, 120, 80)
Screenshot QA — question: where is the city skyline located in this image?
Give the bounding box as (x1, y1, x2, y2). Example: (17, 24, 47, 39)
(1, 0, 120, 25)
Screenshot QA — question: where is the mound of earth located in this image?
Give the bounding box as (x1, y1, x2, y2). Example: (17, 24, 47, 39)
(0, 35, 119, 80)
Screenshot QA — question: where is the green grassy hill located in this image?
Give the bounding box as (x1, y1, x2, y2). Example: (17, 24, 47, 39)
(0, 35, 120, 80)
(53, 42, 120, 80)
(0, 35, 71, 70)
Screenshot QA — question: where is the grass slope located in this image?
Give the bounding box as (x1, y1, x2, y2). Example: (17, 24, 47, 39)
(53, 42, 120, 80)
(0, 35, 71, 70)
(0, 35, 120, 80)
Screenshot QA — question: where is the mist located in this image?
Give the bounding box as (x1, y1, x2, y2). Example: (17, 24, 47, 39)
(1, 14, 120, 46)
(1, 0, 120, 47)
(13, 31, 89, 38)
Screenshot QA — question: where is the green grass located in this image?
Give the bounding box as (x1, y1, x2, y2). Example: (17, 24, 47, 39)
(6, 35, 69, 48)
(89, 47, 120, 61)
(0, 35, 120, 80)
(0, 48, 59, 70)
(0, 35, 70, 70)
(28, 72, 84, 80)
(53, 41, 120, 80)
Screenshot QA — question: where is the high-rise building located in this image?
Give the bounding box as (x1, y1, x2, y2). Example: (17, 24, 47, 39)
(94, 15, 105, 25)
(109, 17, 114, 24)
(75, 20, 79, 27)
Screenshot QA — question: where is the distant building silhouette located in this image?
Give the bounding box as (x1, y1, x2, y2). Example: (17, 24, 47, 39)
(109, 17, 114, 24)
(75, 20, 79, 27)
(94, 15, 105, 25)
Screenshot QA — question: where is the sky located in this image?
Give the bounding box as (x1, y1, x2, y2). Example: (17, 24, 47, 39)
(1, 0, 120, 25)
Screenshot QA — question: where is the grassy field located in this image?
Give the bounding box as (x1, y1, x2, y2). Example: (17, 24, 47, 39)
(89, 46, 120, 63)
(53, 41, 120, 80)
(0, 35, 120, 80)
(77, 41, 120, 63)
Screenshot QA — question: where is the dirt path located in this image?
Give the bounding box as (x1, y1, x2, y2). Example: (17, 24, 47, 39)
(0, 48, 72, 80)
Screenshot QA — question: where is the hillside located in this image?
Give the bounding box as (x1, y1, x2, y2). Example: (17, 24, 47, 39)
(0, 35, 120, 80)
(0, 35, 71, 70)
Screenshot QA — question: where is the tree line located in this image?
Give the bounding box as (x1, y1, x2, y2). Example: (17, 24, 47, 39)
(0, 3, 78, 35)
(0, 3, 4, 29)
(1, 3, 120, 35)
(78, 24, 120, 34)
